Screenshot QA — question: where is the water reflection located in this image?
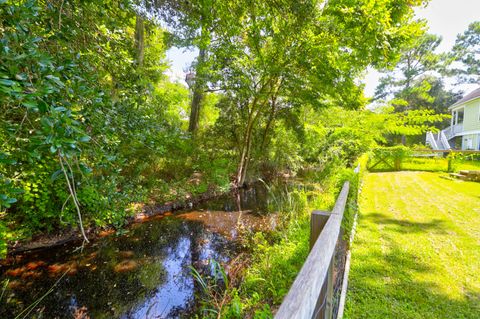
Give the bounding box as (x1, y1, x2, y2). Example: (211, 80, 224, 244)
(0, 182, 279, 318)
(177, 210, 277, 240)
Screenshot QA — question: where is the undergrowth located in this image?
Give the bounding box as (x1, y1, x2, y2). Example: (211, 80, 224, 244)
(192, 158, 364, 318)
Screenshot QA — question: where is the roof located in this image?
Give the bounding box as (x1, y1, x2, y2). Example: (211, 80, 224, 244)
(449, 87, 480, 109)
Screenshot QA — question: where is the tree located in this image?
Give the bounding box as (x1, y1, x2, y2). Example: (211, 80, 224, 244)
(206, 0, 427, 185)
(393, 75, 461, 128)
(450, 21, 480, 84)
(144, 0, 215, 134)
(375, 33, 442, 102)
(0, 0, 171, 244)
(381, 108, 450, 139)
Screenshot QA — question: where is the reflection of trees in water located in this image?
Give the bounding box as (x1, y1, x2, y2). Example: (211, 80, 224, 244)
(1, 182, 286, 318)
(196, 183, 270, 215)
(1, 216, 233, 318)
(65, 217, 190, 318)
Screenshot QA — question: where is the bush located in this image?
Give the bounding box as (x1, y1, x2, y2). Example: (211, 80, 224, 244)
(367, 146, 412, 171)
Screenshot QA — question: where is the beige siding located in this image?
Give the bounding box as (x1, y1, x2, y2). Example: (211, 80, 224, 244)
(463, 99, 480, 131)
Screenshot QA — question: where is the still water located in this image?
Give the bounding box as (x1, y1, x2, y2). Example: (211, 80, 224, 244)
(0, 184, 278, 318)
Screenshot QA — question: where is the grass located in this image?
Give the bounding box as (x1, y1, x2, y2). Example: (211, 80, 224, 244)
(401, 157, 480, 172)
(345, 171, 480, 318)
(232, 179, 340, 317)
(209, 165, 360, 318)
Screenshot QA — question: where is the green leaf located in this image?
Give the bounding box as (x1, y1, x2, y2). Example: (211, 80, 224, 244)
(38, 101, 48, 113)
(79, 163, 93, 175)
(40, 117, 53, 128)
(22, 101, 38, 110)
(79, 135, 91, 142)
(0, 79, 15, 86)
(15, 74, 27, 81)
(45, 75, 64, 87)
(51, 169, 63, 181)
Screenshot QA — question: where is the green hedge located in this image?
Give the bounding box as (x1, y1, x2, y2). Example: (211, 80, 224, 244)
(367, 146, 412, 171)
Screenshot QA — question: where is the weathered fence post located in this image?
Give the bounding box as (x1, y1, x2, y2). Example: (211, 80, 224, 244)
(275, 182, 350, 319)
(310, 210, 330, 251)
(325, 258, 334, 318)
(310, 210, 334, 319)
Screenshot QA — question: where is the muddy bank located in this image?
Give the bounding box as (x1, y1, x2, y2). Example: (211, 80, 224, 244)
(5, 185, 235, 256)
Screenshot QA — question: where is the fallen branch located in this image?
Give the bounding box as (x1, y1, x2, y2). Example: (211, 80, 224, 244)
(58, 152, 89, 243)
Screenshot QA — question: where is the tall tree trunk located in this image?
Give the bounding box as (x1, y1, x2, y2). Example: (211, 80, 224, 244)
(135, 15, 145, 67)
(188, 48, 206, 134)
(236, 79, 279, 185)
(260, 97, 277, 151)
(241, 124, 255, 185)
(236, 109, 255, 186)
(237, 122, 255, 186)
(237, 102, 263, 186)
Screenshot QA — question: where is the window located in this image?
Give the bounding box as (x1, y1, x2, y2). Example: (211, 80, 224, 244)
(454, 109, 464, 125)
(457, 109, 464, 123)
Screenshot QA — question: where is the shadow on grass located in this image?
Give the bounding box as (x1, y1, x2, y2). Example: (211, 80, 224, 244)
(365, 212, 448, 235)
(367, 167, 447, 173)
(347, 221, 479, 318)
(367, 158, 480, 174)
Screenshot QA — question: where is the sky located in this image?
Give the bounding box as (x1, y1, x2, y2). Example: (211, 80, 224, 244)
(165, 0, 480, 96)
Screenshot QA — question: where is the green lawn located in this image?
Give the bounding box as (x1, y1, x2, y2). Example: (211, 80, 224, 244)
(345, 171, 480, 318)
(401, 157, 480, 172)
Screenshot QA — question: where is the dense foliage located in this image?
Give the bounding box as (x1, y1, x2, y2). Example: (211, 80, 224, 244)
(0, 0, 203, 249)
(1, 0, 431, 256)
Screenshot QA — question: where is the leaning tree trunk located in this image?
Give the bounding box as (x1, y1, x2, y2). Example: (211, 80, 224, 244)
(236, 103, 261, 186)
(135, 15, 145, 67)
(236, 79, 280, 186)
(236, 124, 254, 186)
(188, 48, 206, 134)
(188, 86, 203, 133)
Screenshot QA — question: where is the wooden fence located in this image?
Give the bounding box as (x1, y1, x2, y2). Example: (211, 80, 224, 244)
(275, 181, 350, 319)
(412, 149, 480, 155)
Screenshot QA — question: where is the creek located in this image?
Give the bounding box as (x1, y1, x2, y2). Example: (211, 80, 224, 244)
(0, 183, 283, 319)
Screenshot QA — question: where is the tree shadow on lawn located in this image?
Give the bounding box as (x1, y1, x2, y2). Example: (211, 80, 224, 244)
(364, 212, 448, 235)
(348, 243, 480, 318)
(347, 222, 479, 318)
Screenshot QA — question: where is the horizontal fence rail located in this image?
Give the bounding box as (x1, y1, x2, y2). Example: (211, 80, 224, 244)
(275, 181, 350, 319)
(413, 149, 480, 154)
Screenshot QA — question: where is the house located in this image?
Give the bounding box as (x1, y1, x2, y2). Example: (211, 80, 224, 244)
(426, 87, 480, 150)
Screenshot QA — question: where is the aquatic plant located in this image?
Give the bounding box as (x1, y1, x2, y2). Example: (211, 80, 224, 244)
(190, 259, 233, 319)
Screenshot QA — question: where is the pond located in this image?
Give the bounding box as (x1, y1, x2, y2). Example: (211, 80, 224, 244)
(0, 183, 280, 319)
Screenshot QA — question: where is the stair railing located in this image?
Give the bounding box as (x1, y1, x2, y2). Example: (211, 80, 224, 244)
(440, 131, 451, 150)
(426, 131, 439, 150)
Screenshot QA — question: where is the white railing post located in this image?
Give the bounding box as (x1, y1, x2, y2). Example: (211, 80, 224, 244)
(426, 131, 439, 150)
(440, 131, 451, 150)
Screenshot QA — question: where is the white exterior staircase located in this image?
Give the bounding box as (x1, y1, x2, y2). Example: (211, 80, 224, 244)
(426, 130, 451, 150)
